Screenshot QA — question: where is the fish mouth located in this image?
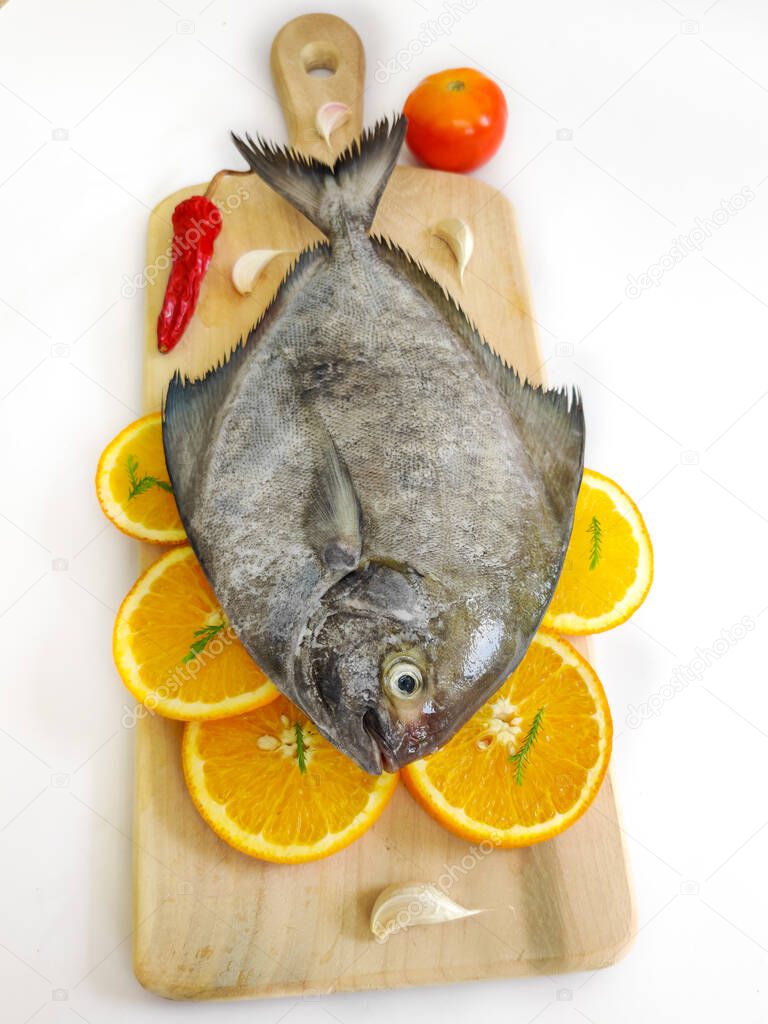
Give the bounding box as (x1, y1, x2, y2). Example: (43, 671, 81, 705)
(363, 709, 399, 774)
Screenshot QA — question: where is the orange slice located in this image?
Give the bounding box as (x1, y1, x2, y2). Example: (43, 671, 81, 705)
(113, 545, 278, 719)
(96, 413, 186, 544)
(543, 468, 653, 635)
(183, 697, 399, 862)
(402, 631, 611, 847)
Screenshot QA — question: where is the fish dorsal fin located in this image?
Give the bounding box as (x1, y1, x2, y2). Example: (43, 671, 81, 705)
(162, 244, 329, 518)
(305, 416, 363, 572)
(373, 237, 585, 522)
(231, 116, 406, 236)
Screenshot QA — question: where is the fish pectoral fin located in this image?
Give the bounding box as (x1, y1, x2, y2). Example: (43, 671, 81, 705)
(305, 418, 363, 572)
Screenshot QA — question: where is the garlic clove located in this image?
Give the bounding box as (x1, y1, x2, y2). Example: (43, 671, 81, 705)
(431, 217, 474, 284)
(232, 249, 294, 295)
(315, 102, 352, 149)
(370, 881, 483, 942)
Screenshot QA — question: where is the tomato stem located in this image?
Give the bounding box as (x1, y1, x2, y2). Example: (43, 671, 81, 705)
(446, 79, 466, 92)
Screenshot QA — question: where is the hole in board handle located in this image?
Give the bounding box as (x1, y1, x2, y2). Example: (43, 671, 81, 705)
(300, 40, 339, 78)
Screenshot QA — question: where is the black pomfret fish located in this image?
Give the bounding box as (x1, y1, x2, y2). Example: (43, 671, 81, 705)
(163, 116, 584, 774)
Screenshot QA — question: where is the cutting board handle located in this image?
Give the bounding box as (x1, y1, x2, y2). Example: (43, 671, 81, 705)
(270, 14, 365, 163)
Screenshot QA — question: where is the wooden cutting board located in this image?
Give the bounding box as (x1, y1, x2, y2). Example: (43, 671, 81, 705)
(132, 14, 634, 999)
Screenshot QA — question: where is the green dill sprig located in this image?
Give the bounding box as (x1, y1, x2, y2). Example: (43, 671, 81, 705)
(508, 707, 545, 786)
(294, 722, 307, 773)
(181, 622, 225, 664)
(126, 453, 173, 501)
(587, 515, 602, 571)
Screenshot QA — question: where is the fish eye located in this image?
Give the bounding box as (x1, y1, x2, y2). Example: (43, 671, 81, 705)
(383, 657, 424, 701)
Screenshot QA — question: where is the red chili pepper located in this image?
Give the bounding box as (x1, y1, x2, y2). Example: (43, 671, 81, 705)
(157, 195, 222, 353)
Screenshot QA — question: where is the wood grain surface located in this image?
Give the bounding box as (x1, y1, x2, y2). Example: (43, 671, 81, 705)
(131, 14, 634, 1000)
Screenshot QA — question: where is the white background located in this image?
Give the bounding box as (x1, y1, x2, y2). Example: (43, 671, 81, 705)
(1, 0, 767, 1020)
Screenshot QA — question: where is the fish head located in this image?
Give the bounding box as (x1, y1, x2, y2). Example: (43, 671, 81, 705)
(296, 560, 522, 774)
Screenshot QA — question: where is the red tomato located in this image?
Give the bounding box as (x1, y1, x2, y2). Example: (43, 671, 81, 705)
(403, 68, 508, 173)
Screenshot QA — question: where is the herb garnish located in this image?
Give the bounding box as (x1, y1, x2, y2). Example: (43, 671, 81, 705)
(126, 454, 173, 501)
(587, 515, 602, 571)
(181, 622, 225, 664)
(508, 707, 545, 786)
(294, 722, 307, 773)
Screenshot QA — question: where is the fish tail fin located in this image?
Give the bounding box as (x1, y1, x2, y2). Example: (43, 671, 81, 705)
(231, 115, 406, 237)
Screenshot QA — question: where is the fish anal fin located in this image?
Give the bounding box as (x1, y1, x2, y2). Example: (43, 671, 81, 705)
(162, 340, 249, 516)
(162, 244, 329, 520)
